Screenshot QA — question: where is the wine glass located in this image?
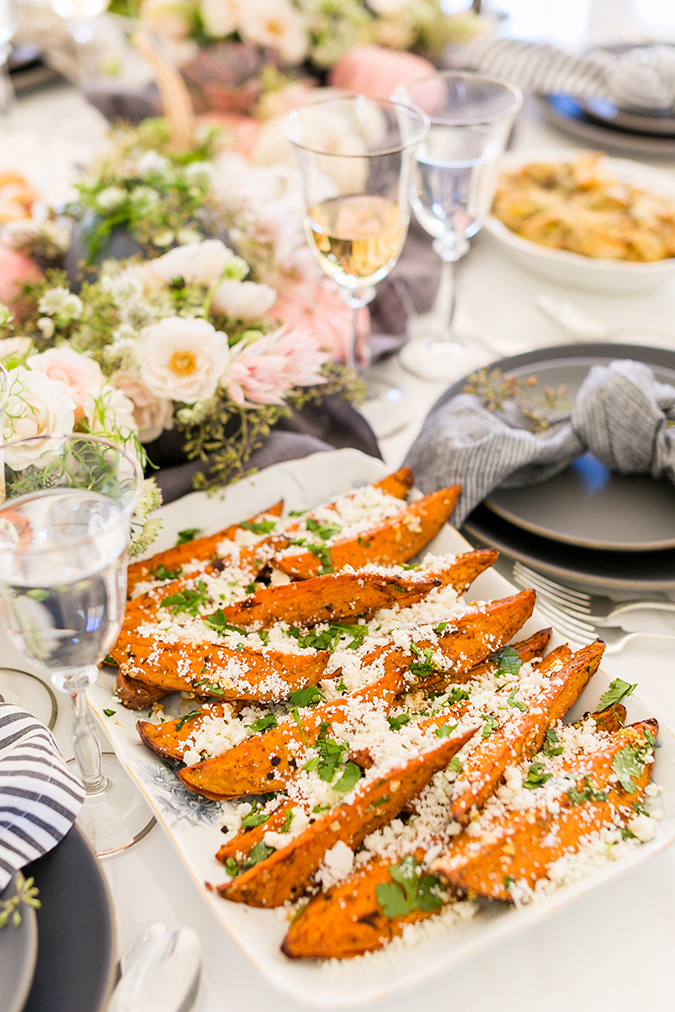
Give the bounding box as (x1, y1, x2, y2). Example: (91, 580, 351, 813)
(0, 433, 155, 856)
(392, 71, 523, 382)
(283, 95, 429, 439)
(50, 0, 108, 83)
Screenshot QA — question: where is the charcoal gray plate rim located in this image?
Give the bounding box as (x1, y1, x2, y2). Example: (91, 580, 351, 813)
(435, 341, 675, 590)
(0, 874, 38, 1012)
(477, 349, 675, 551)
(537, 94, 675, 156)
(22, 825, 116, 1012)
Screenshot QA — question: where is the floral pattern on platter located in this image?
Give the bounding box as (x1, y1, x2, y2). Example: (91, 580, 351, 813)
(131, 758, 225, 828)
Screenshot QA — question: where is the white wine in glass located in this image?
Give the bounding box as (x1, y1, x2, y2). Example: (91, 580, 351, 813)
(284, 95, 428, 440)
(306, 195, 408, 290)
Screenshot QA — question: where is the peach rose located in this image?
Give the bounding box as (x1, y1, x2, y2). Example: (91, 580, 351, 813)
(29, 346, 105, 418)
(112, 371, 174, 443)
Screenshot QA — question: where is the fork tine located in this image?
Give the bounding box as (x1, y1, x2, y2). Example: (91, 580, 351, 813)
(532, 597, 596, 644)
(513, 563, 590, 607)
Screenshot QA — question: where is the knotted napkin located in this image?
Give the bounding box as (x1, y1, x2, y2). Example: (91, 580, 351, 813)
(0, 702, 84, 891)
(450, 35, 675, 113)
(406, 359, 675, 527)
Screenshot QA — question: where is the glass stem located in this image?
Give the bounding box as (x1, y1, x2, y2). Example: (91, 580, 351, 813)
(432, 255, 457, 338)
(70, 673, 107, 795)
(342, 285, 376, 372)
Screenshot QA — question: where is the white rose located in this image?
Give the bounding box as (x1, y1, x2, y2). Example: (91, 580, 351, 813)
(143, 239, 235, 288)
(200, 0, 240, 37)
(84, 384, 138, 440)
(3, 367, 76, 467)
(29, 346, 105, 411)
(0, 336, 31, 360)
(112, 371, 174, 443)
(239, 0, 308, 65)
(139, 316, 230, 403)
(210, 279, 277, 320)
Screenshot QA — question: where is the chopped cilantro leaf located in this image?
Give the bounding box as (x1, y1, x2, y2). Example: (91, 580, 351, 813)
(305, 517, 341, 541)
(375, 855, 444, 920)
(247, 714, 278, 734)
(481, 713, 499, 738)
(435, 621, 448, 635)
(103, 708, 116, 717)
(151, 563, 183, 581)
(334, 761, 362, 792)
(175, 527, 202, 546)
(541, 727, 564, 757)
(312, 804, 330, 813)
(523, 761, 553, 790)
(175, 709, 201, 731)
(449, 756, 462, 773)
(567, 776, 608, 805)
(447, 686, 470, 705)
(245, 583, 258, 594)
(621, 827, 637, 840)
(241, 841, 274, 869)
(507, 688, 529, 712)
(287, 685, 322, 708)
(241, 801, 269, 829)
(597, 678, 638, 713)
(613, 743, 649, 793)
(387, 713, 411, 731)
(241, 519, 277, 535)
(409, 642, 437, 678)
(202, 610, 246, 637)
(257, 630, 269, 645)
(306, 542, 334, 574)
(491, 645, 522, 678)
(434, 723, 458, 738)
(371, 796, 390, 807)
(288, 509, 307, 517)
(160, 580, 209, 617)
(193, 678, 225, 697)
(280, 809, 294, 833)
(336, 677, 347, 694)
(286, 622, 367, 652)
(224, 856, 239, 877)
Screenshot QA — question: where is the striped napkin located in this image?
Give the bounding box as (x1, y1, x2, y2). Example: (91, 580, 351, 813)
(450, 35, 675, 113)
(406, 359, 675, 526)
(0, 703, 85, 891)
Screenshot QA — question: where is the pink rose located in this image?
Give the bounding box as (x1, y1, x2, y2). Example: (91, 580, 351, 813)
(29, 346, 104, 418)
(272, 282, 369, 364)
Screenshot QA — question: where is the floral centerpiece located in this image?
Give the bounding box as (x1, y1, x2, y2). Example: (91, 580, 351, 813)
(1, 237, 360, 551)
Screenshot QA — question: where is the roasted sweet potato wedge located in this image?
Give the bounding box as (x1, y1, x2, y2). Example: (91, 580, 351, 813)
(179, 667, 405, 799)
(216, 799, 296, 868)
(126, 500, 284, 595)
(435, 719, 658, 900)
(422, 626, 552, 693)
(217, 724, 477, 907)
(114, 667, 170, 710)
(137, 701, 230, 760)
(450, 641, 603, 825)
(373, 466, 414, 499)
(273, 487, 462, 580)
(210, 571, 442, 631)
(282, 849, 437, 960)
(111, 636, 331, 701)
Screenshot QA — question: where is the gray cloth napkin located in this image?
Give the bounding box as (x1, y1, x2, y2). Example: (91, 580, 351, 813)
(0, 703, 84, 891)
(406, 359, 675, 526)
(450, 35, 675, 112)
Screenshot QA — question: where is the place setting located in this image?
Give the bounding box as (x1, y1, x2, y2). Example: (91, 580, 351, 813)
(3, 2, 675, 1010)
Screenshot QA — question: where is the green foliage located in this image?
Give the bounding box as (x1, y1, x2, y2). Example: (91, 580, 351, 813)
(375, 855, 444, 920)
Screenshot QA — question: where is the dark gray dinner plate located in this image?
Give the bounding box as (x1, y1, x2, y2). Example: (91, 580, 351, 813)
(0, 875, 38, 1012)
(22, 826, 116, 1012)
(479, 351, 675, 551)
(434, 342, 675, 590)
(580, 95, 675, 138)
(537, 94, 675, 157)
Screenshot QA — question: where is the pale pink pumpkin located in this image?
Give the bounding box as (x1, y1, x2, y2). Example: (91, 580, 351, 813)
(0, 246, 42, 310)
(328, 45, 436, 101)
(198, 112, 261, 158)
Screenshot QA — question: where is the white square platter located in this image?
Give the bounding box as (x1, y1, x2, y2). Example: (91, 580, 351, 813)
(88, 448, 675, 1007)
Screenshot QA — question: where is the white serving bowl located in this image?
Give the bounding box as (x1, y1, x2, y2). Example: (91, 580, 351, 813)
(484, 148, 675, 294)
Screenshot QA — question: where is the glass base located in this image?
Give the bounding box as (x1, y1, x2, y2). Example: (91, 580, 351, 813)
(69, 752, 155, 858)
(399, 335, 483, 383)
(358, 379, 415, 439)
(0, 667, 58, 729)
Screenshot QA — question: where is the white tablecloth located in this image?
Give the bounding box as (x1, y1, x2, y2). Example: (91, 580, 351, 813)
(4, 81, 675, 1012)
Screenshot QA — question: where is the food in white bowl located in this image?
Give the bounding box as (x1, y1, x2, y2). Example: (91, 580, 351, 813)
(484, 150, 675, 293)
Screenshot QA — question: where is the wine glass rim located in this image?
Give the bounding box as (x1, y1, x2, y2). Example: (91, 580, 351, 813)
(0, 433, 145, 535)
(395, 70, 524, 126)
(282, 94, 430, 157)
(0, 360, 8, 414)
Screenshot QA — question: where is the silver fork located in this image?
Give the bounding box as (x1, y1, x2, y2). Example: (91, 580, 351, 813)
(513, 562, 675, 627)
(531, 593, 675, 654)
